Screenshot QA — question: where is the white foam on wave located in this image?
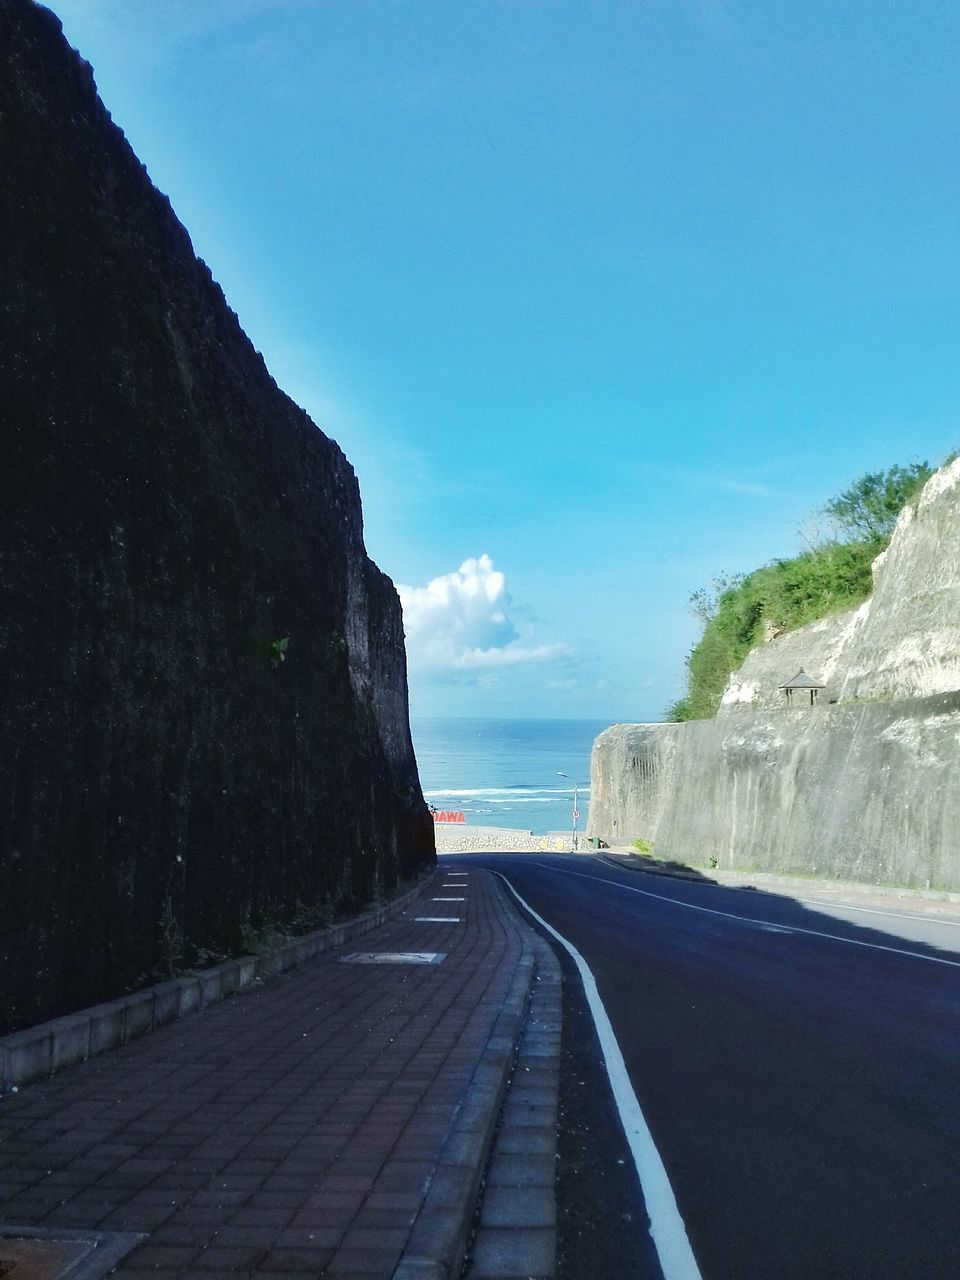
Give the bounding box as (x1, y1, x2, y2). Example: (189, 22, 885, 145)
(471, 797, 555, 805)
(424, 786, 591, 799)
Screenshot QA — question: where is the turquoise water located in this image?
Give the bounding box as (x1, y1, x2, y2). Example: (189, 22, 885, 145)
(410, 717, 610, 834)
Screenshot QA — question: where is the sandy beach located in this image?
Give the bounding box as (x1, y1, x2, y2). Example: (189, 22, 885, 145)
(433, 823, 590, 853)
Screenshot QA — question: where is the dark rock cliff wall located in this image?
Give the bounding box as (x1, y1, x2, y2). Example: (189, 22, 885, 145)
(0, 0, 434, 1035)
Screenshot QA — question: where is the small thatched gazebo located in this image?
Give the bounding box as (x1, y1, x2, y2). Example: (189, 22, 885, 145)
(779, 668, 825, 707)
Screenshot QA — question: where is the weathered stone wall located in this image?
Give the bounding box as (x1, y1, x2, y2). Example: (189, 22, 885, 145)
(588, 696, 960, 888)
(0, 0, 433, 1035)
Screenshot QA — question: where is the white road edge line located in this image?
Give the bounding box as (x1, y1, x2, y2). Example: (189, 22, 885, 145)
(494, 871, 703, 1280)
(544, 864, 960, 969)
(795, 896, 960, 929)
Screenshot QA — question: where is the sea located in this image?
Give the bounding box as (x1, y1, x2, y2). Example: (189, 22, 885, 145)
(410, 718, 611, 835)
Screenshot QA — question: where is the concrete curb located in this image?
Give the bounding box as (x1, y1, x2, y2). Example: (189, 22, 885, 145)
(394, 880, 538, 1280)
(0, 869, 436, 1094)
(463, 931, 561, 1280)
(597, 852, 711, 884)
(597, 852, 960, 905)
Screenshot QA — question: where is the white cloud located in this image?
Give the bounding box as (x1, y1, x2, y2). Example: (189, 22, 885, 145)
(398, 555, 569, 672)
(705, 478, 777, 497)
(459, 643, 565, 669)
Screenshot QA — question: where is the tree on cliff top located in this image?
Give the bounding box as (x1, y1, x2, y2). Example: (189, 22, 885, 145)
(823, 462, 934, 544)
(666, 459, 938, 723)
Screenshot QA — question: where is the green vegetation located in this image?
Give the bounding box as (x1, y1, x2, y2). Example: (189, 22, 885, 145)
(632, 838, 654, 855)
(156, 894, 184, 978)
(823, 462, 940, 542)
(666, 461, 938, 722)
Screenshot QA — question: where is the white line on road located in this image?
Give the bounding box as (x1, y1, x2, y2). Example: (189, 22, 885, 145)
(542, 864, 960, 968)
(495, 872, 703, 1280)
(796, 896, 960, 928)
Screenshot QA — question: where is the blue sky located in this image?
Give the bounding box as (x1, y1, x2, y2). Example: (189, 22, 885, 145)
(50, 0, 959, 721)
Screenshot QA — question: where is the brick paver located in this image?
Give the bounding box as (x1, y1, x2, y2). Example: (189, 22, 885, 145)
(0, 869, 529, 1279)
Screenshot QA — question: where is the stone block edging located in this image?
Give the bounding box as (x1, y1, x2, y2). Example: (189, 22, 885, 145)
(394, 877, 538, 1280)
(0, 871, 434, 1094)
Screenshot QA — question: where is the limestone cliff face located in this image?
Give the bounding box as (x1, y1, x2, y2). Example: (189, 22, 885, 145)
(836, 460, 960, 703)
(589, 461, 960, 888)
(720, 458, 960, 713)
(0, 0, 433, 1034)
(718, 607, 861, 712)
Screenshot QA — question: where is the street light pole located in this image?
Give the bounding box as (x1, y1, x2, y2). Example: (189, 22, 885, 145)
(558, 772, 580, 853)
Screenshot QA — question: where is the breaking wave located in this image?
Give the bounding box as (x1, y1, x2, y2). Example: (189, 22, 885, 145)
(424, 786, 590, 799)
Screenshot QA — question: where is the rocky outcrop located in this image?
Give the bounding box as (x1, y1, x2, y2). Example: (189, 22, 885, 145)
(720, 458, 960, 713)
(835, 462, 960, 703)
(0, 0, 433, 1035)
(719, 607, 861, 711)
(589, 460, 960, 888)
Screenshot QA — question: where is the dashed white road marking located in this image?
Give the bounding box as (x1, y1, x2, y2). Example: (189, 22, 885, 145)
(414, 916, 461, 923)
(432, 897, 466, 901)
(541, 863, 960, 969)
(495, 872, 703, 1280)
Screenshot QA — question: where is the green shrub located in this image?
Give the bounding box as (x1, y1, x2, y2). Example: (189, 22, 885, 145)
(632, 838, 654, 855)
(823, 462, 934, 542)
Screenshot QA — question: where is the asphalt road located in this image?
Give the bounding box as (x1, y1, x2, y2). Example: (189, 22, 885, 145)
(451, 854, 960, 1280)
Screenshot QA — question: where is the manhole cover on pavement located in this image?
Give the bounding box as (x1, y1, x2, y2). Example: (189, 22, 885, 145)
(0, 1229, 143, 1280)
(338, 951, 446, 965)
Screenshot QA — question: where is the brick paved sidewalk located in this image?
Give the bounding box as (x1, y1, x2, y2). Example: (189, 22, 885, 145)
(0, 869, 534, 1280)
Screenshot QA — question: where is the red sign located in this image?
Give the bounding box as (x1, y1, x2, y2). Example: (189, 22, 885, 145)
(431, 810, 466, 824)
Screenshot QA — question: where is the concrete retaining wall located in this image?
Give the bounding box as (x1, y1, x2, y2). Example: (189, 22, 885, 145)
(588, 693, 960, 889)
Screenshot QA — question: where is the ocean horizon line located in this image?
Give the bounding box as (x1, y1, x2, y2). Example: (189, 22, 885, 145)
(410, 714, 613, 724)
